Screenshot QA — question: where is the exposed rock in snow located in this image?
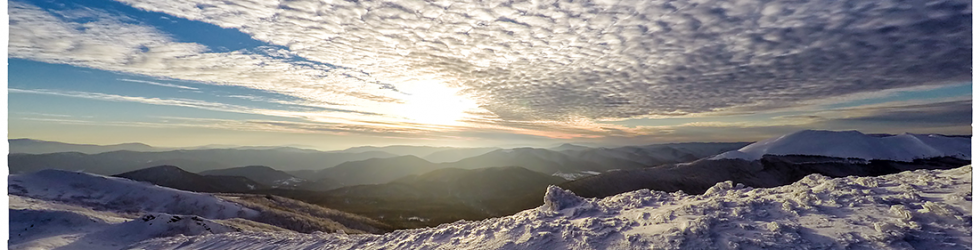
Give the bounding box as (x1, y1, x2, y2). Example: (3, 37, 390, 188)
(127, 165, 973, 250)
(712, 130, 970, 162)
(542, 185, 585, 211)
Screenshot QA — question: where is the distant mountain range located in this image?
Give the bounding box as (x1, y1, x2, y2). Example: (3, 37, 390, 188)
(8, 148, 399, 175)
(312, 155, 442, 186)
(299, 143, 749, 188)
(549, 143, 592, 151)
(201, 165, 341, 191)
(9, 138, 159, 154)
(332, 145, 501, 163)
(419, 147, 500, 163)
(8, 139, 749, 190)
(8, 138, 330, 154)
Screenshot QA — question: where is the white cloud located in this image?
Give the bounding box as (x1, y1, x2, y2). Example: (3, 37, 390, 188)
(8, 2, 426, 116)
(110, 0, 971, 121)
(118, 79, 199, 90)
(9, 88, 249, 112)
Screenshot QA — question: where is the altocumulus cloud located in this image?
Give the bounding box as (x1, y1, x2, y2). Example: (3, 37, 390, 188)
(114, 0, 971, 121)
(8, 0, 972, 137)
(8, 2, 400, 110)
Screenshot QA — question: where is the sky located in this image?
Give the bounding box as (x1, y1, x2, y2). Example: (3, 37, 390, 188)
(6, 0, 973, 150)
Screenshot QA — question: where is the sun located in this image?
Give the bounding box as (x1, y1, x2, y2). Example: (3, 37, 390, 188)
(396, 80, 478, 126)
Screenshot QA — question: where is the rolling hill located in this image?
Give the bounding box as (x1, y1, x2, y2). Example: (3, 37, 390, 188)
(114, 165, 266, 193)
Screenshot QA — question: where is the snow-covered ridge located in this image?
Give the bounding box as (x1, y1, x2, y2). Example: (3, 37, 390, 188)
(9, 169, 259, 219)
(9, 170, 392, 249)
(129, 165, 972, 250)
(9, 195, 250, 250)
(712, 130, 970, 162)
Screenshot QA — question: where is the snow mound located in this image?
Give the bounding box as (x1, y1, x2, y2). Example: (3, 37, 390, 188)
(712, 130, 970, 162)
(543, 185, 584, 211)
(9, 169, 259, 219)
(128, 165, 973, 250)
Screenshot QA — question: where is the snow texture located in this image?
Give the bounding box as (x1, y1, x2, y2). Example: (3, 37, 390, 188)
(712, 130, 970, 162)
(128, 165, 973, 250)
(551, 171, 602, 181)
(10, 196, 240, 250)
(8, 169, 259, 219)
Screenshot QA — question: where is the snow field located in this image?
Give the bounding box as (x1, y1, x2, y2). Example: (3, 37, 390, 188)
(713, 130, 970, 162)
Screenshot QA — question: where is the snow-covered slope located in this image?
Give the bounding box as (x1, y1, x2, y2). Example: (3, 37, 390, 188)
(9, 170, 394, 249)
(129, 165, 973, 250)
(713, 130, 970, 162)
(9, 169, 259, 219)
(9, 195, 244, 250)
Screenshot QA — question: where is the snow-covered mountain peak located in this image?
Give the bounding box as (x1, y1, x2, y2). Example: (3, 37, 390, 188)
(712, 130, 970, 162)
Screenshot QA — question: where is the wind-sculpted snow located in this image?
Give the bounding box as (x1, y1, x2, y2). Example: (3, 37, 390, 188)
(8, 169, 259, 219)
(713, 130, 970, 162)
(128, 165, 972, 250)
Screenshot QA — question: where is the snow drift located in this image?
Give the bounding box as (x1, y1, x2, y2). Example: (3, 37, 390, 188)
(128, 165, 973, 250)
(712, 130, 970, 162)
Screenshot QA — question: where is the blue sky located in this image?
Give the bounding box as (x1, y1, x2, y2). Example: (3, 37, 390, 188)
(8, 0, 973, 149)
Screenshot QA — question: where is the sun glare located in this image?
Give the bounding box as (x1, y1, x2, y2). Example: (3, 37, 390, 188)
(396, 80, 479, 126)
